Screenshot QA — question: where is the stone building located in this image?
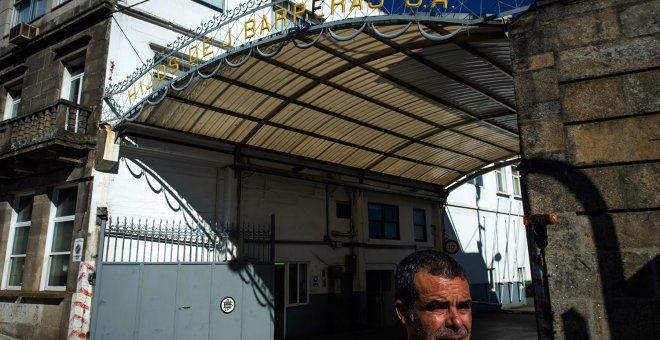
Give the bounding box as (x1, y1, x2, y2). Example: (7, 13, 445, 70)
(0, 1, 113, 338)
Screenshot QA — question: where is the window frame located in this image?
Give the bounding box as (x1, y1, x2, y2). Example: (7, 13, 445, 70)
(2, 194, 34, 290)
(467, 175, 483, 187)
(12, 0, 47, 26)
(368, 202, 399, 240)
(3, 83, 22, 120)
(285, 262, 309, 307)
(413, 208, 427, 242)
(61, 63, 84, 104)
(41, 186, 77, 291)
(495, 168, 508, 194)
(511, 165, 522, 197)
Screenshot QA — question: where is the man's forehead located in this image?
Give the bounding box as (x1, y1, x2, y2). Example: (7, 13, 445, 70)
(414, 270, 471, 299)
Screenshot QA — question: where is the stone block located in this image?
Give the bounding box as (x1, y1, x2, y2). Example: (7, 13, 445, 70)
(558, 35, 660, 82)
(552, 9, 621, 49)
(619, 1, 660, 37)
(550, 299, 600, 340)
(588, 211, 660, 251)
(598, 251, 657, 299)
(509, 25, 553, 60)
(561, 77, 625, 122)
(566, 114, 660, 164)
(545, 251, 600, 299)
(519, 117, 565, 156)
(513, 68, 560, 116)
(524, 162, 659, 213)
(513, 52, 555, 73)
(517, 100, 562, 121)
(623, 70, 660, 114)
(594, 299, 659, 339)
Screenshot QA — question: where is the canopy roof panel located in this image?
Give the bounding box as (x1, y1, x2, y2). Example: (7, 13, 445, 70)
(105, 1, 533, 191)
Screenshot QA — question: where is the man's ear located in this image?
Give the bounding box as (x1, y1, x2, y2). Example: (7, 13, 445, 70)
(395, 299, 410, 326)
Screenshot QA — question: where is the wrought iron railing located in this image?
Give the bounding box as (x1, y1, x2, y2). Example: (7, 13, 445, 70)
(102, 217, 273, 264)
(0, 99, 92, 153)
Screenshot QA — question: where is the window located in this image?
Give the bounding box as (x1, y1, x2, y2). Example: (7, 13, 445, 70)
(62, 63, 84, 104)
(368, 203, 399, 239)
(193, 0, 224, 12)
(4, 195, 33, 288)
(487, 267, 496, 292)
(3, 86, 21, 120)
(413, 209, 427, 242)
(13, 0, 47, 26)
(467, 175, 483, 187)
(512, 166, 522, 197)
(336, 202, 351, 219)
(287, 263, 308, 306)
(43, 186, 77, 289)
(495, 168, 507, 194)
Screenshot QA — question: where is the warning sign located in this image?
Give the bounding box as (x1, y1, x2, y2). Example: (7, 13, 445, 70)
(444, 240, 459, 254)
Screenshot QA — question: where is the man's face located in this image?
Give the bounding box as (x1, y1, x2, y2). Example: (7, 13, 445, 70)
(396, 271, 472, 340)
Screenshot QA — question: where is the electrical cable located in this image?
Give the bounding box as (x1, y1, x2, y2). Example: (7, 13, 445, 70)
(111, 15, 144, 64)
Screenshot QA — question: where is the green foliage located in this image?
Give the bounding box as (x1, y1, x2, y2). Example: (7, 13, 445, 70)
(524, 281, 534, 297)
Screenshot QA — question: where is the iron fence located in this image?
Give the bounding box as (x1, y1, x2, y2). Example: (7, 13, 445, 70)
(102, 217, 273, 264)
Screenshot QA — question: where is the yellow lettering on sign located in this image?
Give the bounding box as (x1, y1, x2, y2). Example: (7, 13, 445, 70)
(138, 80, 145, 96)
(275, 8, 287, 29)
(222, 28, 233, 48)
(245, 19, 256, 39)
(168, 57, 179, 74)
(350, 0, 363, 11)
(406, 0, 422, 8)
(260, 15, 271, 35)
(145, 73, 154, 91)
(189, 45, 199, 64)
(127, 86, 137, 104)
(202, 37, 213, 58)
(312, 0, 324, 19)
(368, 0, 383, 9)
(293, 2, 305, 25)
(156, 64, 167, 81)
(431, 0, 448, 8)
(331, 0, 345, 15)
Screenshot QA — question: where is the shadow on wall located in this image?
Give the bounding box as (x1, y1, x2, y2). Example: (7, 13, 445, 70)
(521, 159, 658, 339)
(110, 155, 276, 316)
(443, 214, 502, 310)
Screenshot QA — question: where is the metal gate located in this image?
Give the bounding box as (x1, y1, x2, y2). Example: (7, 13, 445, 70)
(90, 216, 275, 340)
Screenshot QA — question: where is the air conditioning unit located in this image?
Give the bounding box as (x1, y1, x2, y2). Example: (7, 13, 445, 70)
(9, 23, 38, 44)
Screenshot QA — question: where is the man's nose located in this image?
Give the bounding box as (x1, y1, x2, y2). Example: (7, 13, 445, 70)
(445, 308, 464, 329)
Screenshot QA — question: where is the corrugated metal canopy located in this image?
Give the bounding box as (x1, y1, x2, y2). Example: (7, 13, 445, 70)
(135, 23, 518, 189)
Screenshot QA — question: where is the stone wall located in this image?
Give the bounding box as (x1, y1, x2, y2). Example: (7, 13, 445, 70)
(510, 0, 659, 338)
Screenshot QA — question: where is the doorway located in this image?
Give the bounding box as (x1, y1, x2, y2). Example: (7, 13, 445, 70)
(366, 270, 395, 326)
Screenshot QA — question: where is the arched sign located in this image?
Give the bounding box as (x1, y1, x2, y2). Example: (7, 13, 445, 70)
(102, 0, 534, 123)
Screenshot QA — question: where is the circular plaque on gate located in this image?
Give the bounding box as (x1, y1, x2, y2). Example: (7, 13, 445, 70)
(220, 297, 236, 314)
(444, 240, 459, 254)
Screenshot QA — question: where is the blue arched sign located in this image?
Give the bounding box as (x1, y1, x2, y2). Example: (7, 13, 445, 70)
(102, 0, 534, 123)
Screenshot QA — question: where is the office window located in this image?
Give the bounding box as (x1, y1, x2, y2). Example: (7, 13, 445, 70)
(193, 0, 224, 12)
(495, 168, 507, 194)
(62, 63, 84, 104)
(368, 203, 399, 239)
(413, 209, 427, 242)
(44, 186, 77, 289)
(512, 166, 522, 197)
(3, 86, 21, 120)
(4, 195, 33, 288)
(336, 202, 351, 219)
(13, 0, 46, 26)
(287, 263, 308, 306)
(467, 175, 483, 187)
